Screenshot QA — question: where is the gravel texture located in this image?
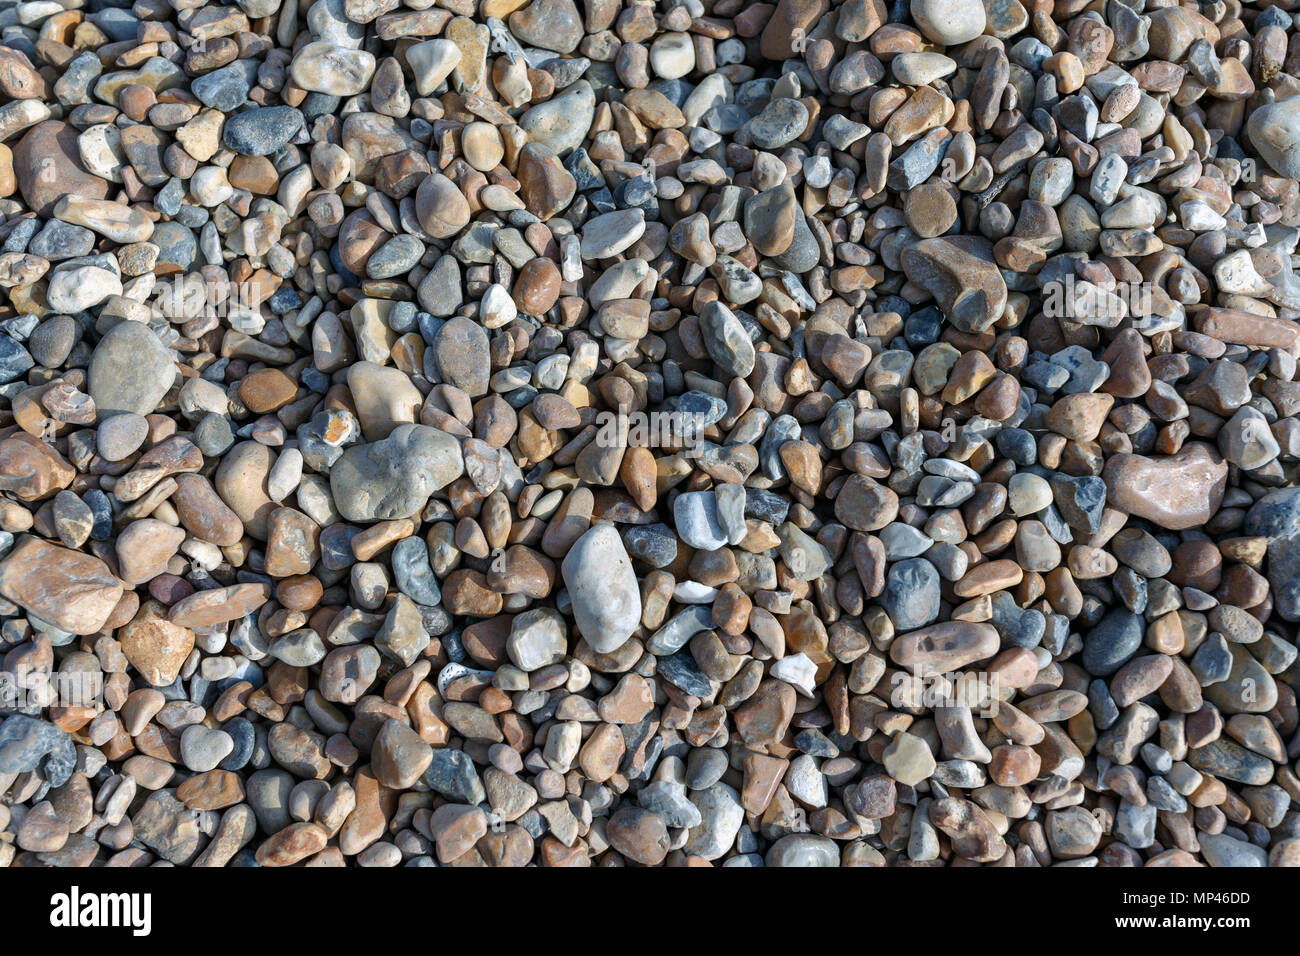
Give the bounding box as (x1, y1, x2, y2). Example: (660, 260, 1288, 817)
(0, 0, 1299, 868)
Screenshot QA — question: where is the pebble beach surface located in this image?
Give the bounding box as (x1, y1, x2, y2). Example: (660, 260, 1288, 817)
(0, 0, 1299, 868)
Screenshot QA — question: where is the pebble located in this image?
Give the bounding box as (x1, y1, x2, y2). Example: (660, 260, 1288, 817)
(674, 491, 728, 551)
(561, 524, 641, 654)
(911, 0, 986, 46)
(685, 784, 744, 861)
(1103, 443, 1227, 531)
(87, 321, 174, 418)
(330, 425, 463, 523)
(1247, 96, 1300, 181)
(291, 42, 376, 96)
(223, 107, 304, 156)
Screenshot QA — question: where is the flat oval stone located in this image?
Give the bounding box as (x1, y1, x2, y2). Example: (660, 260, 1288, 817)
(889, 622, 1000, 673)
(1081, 608, 1143, 677)
(561, 523, 641, 654)
(415, 171, 470, 238)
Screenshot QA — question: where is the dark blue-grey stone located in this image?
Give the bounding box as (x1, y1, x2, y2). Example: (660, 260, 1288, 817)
(392, 536, 441, 606)
(228, 612, 268, 660)
(1039, 500, 1074, 544)
(1088, 678, 1119, 730)
(195, 412, 235, 456)
(613, 173, 656, 212)
(1191, 632, 1233, 684)
(1081, 608, 1143, 676)
(31, 617, 77, 647)
(1257, 5, 1292, 29)
(1052, 345, 1110, 394)
(648, 77, 688, 105)
(192, 62, 251, 111)
(0, 334, 33, 384)
(1113, 566, 1147, 614)
(887, 132, 950, 191)
(2, 216, 39, 254)
(443, 628, 466, 663)
(875, 294, 910, 318)
(759, 414, 802, 480)
(1245, 486, 1300, 621)
(246, 768, 294, 834)
(301, 92, 342, 122)
(624, 523, 678, 568)
(1146, 776, 1186, 812)
(904, 307, 942, 347)
(29, 220, 95, 261)
(674, 390, 728, 429)
(90, 8, 140, 41)
(770, 214, 820, 273)
(503, 385, 537, 409)
(0, 715, 66, 773)
(749, 98, 809, 150)
(891, 431, 926, 474)
(794, 729, 839, 757)
(42, 733, 77, 788)
(658, 650, 712, 697)
(686, 747, 729, 788)
(541, 55, 590, 88)
(175, 203, 208, 229)
(1187, 738, 1275, 785)
(301, 368, 329, 393)
(1023, 360, 1068, 392)
(419, 603, 452, 636)
(388, 301, 417, 333)
(588, 186, 616, 213)
(647, 604, 715, 656)
(563, 148, 604, 191)
(268, 287, 302, 314)
(157, 675, 188, 701)
(152, 220, 197, 270)
(319, 523, 362, 571)
(996, 427, 1036, 465)
(1050, 474, 1106, 533)
(154, 177, 185, 217)
(990, 590, 1045, 648)
(189, 674, 216, 711)
(1041, 613, 1069, 655)
(219, 716, 255, 771)
(880, 558, 940, 630)
(423, 748, 484, 803)
(85, 488, 113, 540)
(745, 487, 790, 524)
(222, 107, 304, 156)
(517, 807, 546, 839)
(366, 234, 424, 280)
